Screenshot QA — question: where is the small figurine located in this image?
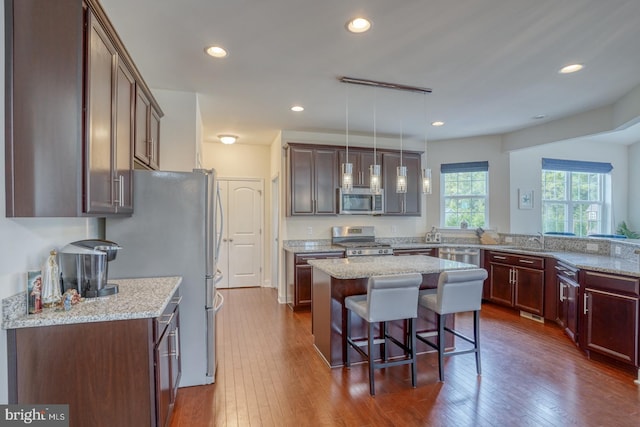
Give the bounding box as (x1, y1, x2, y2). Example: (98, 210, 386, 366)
(28, 272, 43, 314)
(60, 289, 82, 311)
(42, 249, 62, 307)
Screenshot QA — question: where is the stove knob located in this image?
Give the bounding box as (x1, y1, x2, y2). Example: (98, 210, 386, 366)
(378, 249, 383, 254)
(357, 250, 362, 255)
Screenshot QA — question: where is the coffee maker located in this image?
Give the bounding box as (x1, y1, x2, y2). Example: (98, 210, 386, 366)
(59, 239, 121, 298)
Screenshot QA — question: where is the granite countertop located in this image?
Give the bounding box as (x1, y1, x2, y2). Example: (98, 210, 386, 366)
(2, 276, 182, 329)
(282, 242, 344, 254)
(307, 255, 477, 279)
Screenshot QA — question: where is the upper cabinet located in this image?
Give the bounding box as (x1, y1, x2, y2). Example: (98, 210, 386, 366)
(338, 149, 382, 189)
(382, 152, 422, 216)
(134, 88, 162, 170)
(287, 144, 338, 215)
(4, 0, 163, 217)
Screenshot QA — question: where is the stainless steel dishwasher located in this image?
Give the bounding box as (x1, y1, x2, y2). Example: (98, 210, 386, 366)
(438, 247, 481, 266)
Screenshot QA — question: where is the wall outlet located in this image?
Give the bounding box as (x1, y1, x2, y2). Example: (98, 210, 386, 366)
(586, 243, 599, 252)
(615, 245, 622, 255)
(505, 236, 513, 243)
(307, 226, 313, 235)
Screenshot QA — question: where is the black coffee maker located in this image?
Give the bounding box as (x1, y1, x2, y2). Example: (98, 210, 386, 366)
(59, 239, 121, 298)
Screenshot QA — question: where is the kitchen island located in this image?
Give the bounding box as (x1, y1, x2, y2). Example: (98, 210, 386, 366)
(308, 255, 478, 367)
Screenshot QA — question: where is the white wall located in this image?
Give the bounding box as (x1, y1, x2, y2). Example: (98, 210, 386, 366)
(154, 89, 199, 172)
(627, 141, 640, 230)
(509, 140, 629, 233)
(0, 8, 101, 403)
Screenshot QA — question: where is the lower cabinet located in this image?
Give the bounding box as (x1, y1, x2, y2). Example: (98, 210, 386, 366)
(556, 261, 579, 344)
(7, 290, 181, 427)
(286, 251, 344, 311)
(487, 251, 545, 316)
(580, 270, 639, 367)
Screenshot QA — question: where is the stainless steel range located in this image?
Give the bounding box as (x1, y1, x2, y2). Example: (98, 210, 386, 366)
(332, 226, 394, 257)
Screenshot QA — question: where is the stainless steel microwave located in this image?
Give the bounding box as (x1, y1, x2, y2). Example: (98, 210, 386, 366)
(338, 188, 384, 215)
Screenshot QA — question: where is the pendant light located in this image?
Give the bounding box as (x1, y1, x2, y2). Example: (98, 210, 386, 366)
(370, 89, 381, 194)
(396, 123, 407, 193)
(422, 93, 433, 194)
(341, 86, 353, 192)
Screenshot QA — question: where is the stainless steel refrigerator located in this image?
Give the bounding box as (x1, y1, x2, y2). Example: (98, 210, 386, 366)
(106, 169, 224, 387)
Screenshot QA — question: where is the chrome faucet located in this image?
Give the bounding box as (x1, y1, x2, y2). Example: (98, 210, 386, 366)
(529, 232, 544, 249)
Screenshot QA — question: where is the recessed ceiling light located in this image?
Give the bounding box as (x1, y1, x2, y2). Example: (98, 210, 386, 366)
(291, 105, 304, 112)
(346, 17, 371, 33)
(218, 134, 238, 144)
(431, 121, 445, 127)
(205, 46, 228, 58)
(559, 63, 583, 74)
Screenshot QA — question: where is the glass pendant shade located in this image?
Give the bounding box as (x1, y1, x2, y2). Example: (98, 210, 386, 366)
(396, 166, 407, 193)
(422, 168, 432, 194)
(341, 162, 354, 192)
(369, 164, 381, 194)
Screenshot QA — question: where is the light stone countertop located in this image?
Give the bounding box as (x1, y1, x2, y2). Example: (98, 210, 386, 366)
(2, 276, 182, 330)
(307, 255, 477, 280)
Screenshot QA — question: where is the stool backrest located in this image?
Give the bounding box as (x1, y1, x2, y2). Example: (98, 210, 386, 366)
(367, 273, 422, 322)
(436, 268, 488, 315)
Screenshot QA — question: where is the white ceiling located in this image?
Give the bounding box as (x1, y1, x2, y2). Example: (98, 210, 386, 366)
(100, 0, 640, 146)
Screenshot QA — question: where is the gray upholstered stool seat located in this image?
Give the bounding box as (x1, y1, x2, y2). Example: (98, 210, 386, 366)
(417, 268, 488, 382)
(344, 273, 423, 396)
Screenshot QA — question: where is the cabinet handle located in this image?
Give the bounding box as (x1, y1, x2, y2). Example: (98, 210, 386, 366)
(508, 268, 513, 284)
(171, 296, 182, 305)
(493, 255, 507, 260)
(583, 293, 588, 315)
(170, 327, 180, 360)
(519, 259, 535, 264)
(559, 282, 565, 302)
(514, 268, 518, 284)
(113, 175, 124, 207)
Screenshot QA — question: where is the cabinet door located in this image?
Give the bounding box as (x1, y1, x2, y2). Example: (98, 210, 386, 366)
(114, 60, 135, 214)
(314, 149, 338, 214)
(290, 147, 315, 215)
(135, 88, 151, 165)
(85, 12, 116, 214)
(565, 281, 579, 342)
(149, 107, 161, 170)
(382, 152, 421, 215)
(155, 327, 172, 427)
(383, 153, 403, 215)
(514, 267, 545, 315)
(489, 263, 513, 306)
(169, 311, 181, 405)
(358, 151, 380, 188)
(295, 264, 313, 307)
(584, 288, 639, 365)
(402, 153, 421, 215)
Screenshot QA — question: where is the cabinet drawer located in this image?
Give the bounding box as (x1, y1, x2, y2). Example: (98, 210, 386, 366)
(583, 271, 639, 296)
(394, 248, 436, 256)
(295, 252, 344, 265)
(489, 252, 544, 269)
(155, 290, 181, 341)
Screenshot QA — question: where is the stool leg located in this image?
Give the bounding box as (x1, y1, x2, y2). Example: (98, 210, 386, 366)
(437, 313, 445, 382)
(410, 318, 417, 388)
(474, 310, 482, 376)
(368, 322, 375, 395)
(381, 321, 387, 362)
(345, 309, 351, 368)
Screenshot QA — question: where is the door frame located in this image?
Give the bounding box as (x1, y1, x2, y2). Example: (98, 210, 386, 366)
(271, 174, 280, 290)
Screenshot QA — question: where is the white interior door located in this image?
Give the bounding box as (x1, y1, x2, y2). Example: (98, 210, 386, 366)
(217, 179, 263, 288)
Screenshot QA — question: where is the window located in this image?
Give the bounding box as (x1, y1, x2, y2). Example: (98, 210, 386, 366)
(441, 161, 489, 228)
(541, 158, 612, 237)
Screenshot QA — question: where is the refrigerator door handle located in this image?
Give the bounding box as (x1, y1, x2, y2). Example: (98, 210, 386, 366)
(215, 183, 224, 267)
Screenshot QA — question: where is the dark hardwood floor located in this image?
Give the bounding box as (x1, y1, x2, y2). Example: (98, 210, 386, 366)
(170, 287, 640, 427)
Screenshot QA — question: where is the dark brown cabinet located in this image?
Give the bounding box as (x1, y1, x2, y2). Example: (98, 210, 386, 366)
(287, 144, 338, 215)
(487, 251, 545, 316)
(135, 87, 162, 170)
(393, 248, 437, 257)
(382, 152, 422, 216)
(556, 261, 579, 343)
(7, 289, 182, 427)
(286, 251, 344, 311)
(580, 270, 639, 367)
(4, 0, 161, 217)
(338, 149, 381, 188)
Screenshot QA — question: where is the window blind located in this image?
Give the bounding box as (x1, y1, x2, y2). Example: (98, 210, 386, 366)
(541, 158, 613, 174)
(440, 161, 489, 173)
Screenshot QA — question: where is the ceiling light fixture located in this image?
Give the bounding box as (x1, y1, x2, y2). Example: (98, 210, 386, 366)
(339, 76, 432, 94)
(346, 17, 371, 33)
(422, 94, 432, 195)
(341, 86, 353, 192)
(291, 105, 304, 112)
(370, 89, 381, 195)
(205, 46, 228, 58)
(559, 63, 583, 74)
(218, 135, 238, 145)
(396, 123, 407, 194)
(431, 121, 444, 127)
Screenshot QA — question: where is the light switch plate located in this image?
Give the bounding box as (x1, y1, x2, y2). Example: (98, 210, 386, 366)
(586, 243, 599, 252)
(505, 236, 513, 243)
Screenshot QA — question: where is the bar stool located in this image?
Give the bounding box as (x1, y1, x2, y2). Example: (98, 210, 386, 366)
(344, 273, 422, 395)
(417, 268, 488, 382)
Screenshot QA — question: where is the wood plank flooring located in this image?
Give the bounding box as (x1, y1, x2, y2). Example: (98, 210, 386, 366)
(170, 287, 640, 427)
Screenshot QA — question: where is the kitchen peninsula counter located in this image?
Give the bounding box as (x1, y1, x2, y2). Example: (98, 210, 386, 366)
(309, 255, 478, 367)
(2, 276, 182, 329)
